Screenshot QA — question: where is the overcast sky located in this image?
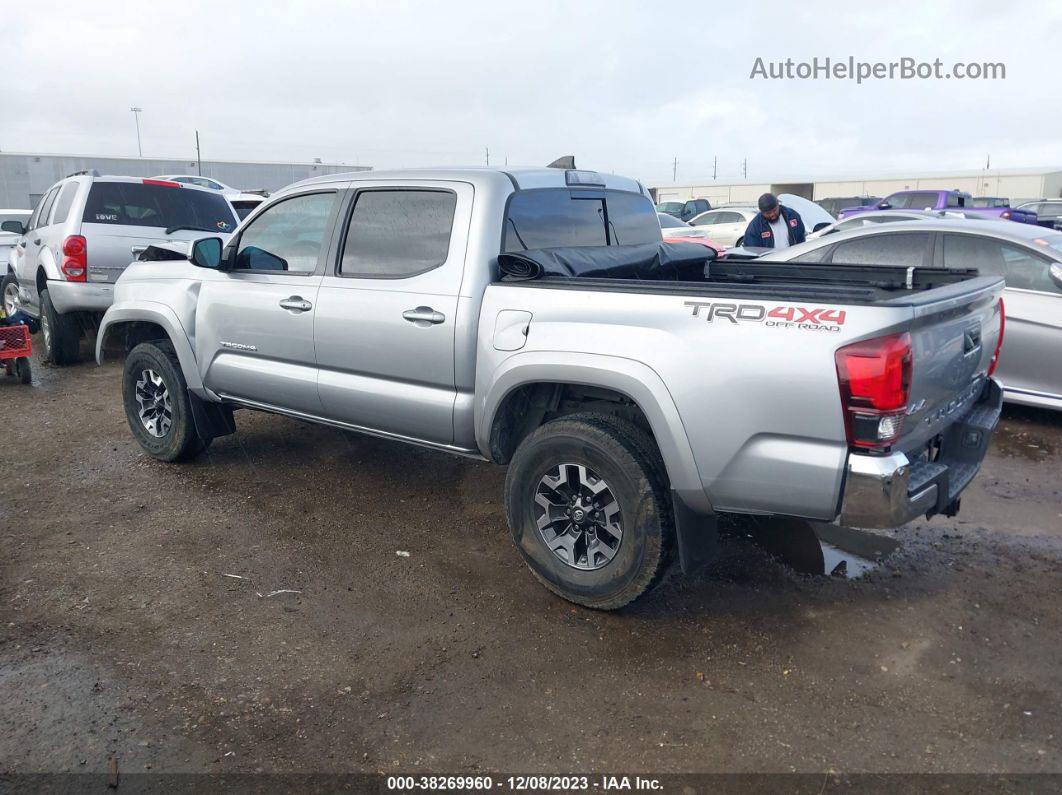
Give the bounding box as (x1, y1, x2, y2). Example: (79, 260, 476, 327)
(3, 0, 1060, 186)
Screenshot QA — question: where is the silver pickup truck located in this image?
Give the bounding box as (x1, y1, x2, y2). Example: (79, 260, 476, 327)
(98, 168, 1005, 609)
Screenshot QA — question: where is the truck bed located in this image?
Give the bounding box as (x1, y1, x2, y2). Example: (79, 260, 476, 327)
(498, 249, 993, 306)
(482, 252, 1004, 520)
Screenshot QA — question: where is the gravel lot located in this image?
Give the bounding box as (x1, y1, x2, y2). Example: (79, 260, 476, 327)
(1, 352, 1060, 776)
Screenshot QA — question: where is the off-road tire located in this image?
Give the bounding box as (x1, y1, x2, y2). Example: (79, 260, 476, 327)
(40, 288, 81, 365)
(504, 412, 674, 610)
(122, 340, 210, 462)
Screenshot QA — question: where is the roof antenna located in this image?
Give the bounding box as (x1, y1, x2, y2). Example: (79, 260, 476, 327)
(546, 156, 576, 169)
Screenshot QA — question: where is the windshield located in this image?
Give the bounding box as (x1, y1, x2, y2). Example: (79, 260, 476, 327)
(83, 182, 237, 233)
(504, 189, 661, 251)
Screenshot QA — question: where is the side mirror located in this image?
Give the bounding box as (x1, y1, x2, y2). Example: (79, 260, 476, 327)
(1, 220, 26, 235)
(1050, 262, 1062, 289)
(877, 202, 891, 210)
(190, 237, 223, 269)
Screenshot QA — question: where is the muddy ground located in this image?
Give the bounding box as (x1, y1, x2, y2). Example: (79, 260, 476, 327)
(1, 351, 1060, 777)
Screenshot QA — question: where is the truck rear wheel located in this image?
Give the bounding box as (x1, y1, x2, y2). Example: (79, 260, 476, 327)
(40, 288, 81, 365)
(122, 340, 210, 462)
(504, 413, 673, 610)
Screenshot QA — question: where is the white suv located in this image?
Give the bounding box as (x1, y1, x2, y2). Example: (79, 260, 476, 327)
(1, 173, 237, 364)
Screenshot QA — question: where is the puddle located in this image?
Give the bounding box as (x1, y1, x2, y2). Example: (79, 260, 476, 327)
(731, 517, 900, 579)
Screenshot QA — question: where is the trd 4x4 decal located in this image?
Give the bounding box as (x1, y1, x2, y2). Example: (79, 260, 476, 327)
(684, 301, 847, 332)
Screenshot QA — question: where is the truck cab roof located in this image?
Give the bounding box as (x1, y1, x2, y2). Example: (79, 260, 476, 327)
(286, 167, 648, 196)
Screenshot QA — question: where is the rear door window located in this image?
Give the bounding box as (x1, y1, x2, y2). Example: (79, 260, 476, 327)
(83, 182, 237, 233)
(690, 211, 721, 226)
(51, 182, 79, 226)
(829, 232, 931, 266)
(340, 189, 457, 277)
(503, 189, 659, 252)
(36, 186, 60, 228)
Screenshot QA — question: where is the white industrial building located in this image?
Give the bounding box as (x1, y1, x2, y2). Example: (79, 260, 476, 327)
(0, 152, 370, 209)
(652, 166, 1062, 208)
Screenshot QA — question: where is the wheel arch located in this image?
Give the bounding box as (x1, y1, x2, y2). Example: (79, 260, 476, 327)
(477, 353, 710, 514)
(96, 303, 203, 391)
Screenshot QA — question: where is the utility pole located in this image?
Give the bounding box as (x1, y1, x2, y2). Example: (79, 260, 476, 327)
(195, 130, 202, 176)
(742, 158, 747, 179)
(485, 146, 490, 166)
(672, 157, 678, 182)
(713, 156, 717, 181)
(130, 107, 143, 157)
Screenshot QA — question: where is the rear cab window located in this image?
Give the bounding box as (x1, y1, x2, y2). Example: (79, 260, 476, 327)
(503, 189, 660, 252)
(83, 181, 237, 234)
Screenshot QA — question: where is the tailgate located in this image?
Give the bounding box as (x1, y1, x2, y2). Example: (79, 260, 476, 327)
(898, 276, 1004, 451)
(80, 225, 219, 283)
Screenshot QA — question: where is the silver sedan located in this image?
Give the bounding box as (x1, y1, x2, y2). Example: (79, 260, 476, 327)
(761, 218, 1062, 411)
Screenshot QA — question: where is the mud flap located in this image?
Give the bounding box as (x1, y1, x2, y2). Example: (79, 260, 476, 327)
(188, 392, 236, 440)
(671, 491, 719, 574)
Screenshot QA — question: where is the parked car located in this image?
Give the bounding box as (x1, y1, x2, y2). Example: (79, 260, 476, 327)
(838, 190, 1037, 224)
(1, 210, 32, 309)
(154, 174, 265, 220)
(656, 198, 711, 222)
(99, 167, 1003, 609)
(817, 196, 881, 218)
(657, 213, 724, 252)
(970, 197, 1011, 209)
(687, 207, 758, 246)
(2, 174, 237, 364)
(1016, 199, 1062, 229)
(657, 212, 689, 233)
(759, 219, 1062, 410)
(807, 209, 974, 239)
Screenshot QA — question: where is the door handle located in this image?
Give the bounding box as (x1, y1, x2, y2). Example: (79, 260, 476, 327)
(402, 306, 446, 327)
(279, 296, 312, 312)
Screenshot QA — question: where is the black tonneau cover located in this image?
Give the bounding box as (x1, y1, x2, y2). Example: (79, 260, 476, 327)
(497, 242, 979, 294)
(498, 242, 714, 282)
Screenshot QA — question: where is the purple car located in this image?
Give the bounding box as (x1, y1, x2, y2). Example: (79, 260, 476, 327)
(838, 190, 1038, 224)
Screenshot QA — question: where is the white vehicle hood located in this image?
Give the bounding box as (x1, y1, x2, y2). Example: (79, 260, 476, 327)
(778, 194, 834, 231)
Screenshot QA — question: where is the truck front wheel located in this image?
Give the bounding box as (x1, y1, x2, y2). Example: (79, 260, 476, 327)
(504, 414, 674, 610)
(122, 341, 211, 462)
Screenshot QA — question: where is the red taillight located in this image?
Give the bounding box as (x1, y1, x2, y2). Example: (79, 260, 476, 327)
(835, 332, 912, 451)
(142, 178, 181, 187)
(988, 298, 1005, 377)
(60, 235, 87, 281)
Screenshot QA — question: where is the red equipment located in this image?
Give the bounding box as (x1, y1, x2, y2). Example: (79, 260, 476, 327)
(0, 323, 33, 384)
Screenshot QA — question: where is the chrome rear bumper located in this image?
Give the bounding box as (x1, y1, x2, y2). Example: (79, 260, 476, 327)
(839, 378, 1003, 528)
